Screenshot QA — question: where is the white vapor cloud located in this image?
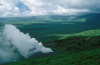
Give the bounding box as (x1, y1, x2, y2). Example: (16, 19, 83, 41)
(0, 0, 100, 17)
(0, 24, 53, 64)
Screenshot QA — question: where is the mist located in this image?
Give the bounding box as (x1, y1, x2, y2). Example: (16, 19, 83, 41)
(0, 24, 53, 64)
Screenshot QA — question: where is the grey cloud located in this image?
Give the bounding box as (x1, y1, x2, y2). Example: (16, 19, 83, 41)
(0, 0, 100, 17)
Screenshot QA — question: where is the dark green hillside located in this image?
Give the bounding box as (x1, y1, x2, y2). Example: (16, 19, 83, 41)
(4, 36, 100, 65)
(46, 36, 100, 53)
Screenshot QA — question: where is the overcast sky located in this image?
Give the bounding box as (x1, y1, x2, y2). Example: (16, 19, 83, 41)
(0, 0, 100, 17)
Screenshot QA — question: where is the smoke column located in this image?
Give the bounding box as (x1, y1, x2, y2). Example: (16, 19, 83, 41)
(0, 24, 53, 64)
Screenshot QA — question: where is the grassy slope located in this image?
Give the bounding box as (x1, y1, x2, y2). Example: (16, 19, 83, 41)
(5, 48, 100, 65)
(48, 29, 100, 40)
(4, 36, 100, 65)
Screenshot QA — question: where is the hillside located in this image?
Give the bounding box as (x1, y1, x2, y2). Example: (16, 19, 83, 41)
(4, 36, 100, 65)
(48, 29, 100, 40)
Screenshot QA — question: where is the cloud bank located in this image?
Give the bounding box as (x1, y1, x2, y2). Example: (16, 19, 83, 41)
(0, 0, 100, 17)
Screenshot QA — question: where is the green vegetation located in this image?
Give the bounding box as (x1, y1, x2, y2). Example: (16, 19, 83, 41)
(4, 36, 100, 65)
(0, 14, 100, 43)
(1, 13, 100, 65)
(49, 29, 100, 39)
(5, 48, 100, 65)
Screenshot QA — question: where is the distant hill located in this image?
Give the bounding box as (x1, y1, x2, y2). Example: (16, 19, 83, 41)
(86, 13, 100, 24)
(0, 13, 100, 23)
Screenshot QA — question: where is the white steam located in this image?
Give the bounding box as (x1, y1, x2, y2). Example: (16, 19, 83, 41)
(0, 24, 53, 64)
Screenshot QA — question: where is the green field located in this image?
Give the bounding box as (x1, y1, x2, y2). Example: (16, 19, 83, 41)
(49, 29, 100, 40)
(1, 17, 100, 43)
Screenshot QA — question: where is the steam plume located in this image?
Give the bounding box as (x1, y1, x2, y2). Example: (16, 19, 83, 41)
(0, 24, 53, 64)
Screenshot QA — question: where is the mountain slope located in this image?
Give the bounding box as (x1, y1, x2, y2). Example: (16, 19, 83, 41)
(4, 36, 100, 65)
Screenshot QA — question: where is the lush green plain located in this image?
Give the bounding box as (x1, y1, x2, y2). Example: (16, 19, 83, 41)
(1, 14, 100, 43)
